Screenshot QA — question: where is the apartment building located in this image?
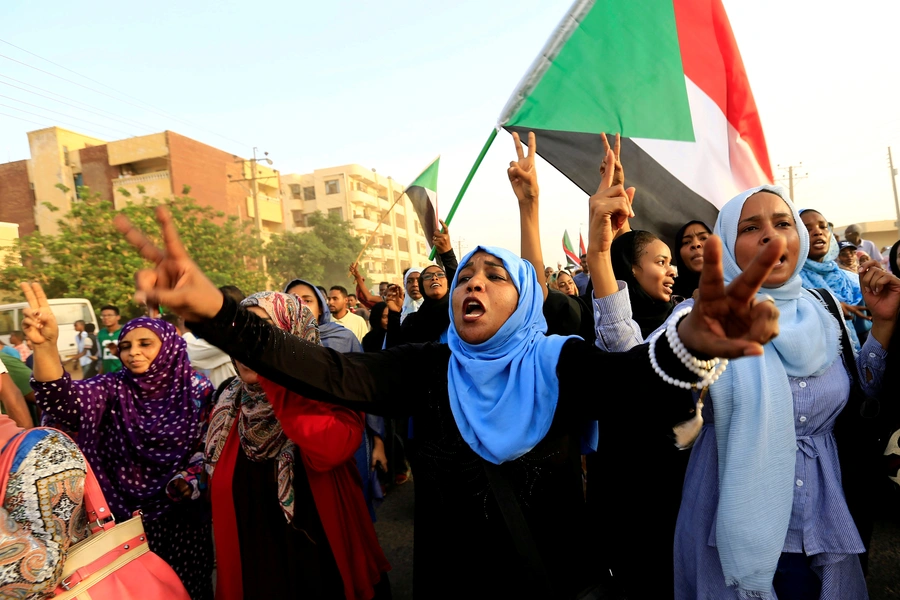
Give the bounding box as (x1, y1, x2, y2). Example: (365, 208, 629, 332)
(0, 127, 284, 239)
(282, 164, 432, 284)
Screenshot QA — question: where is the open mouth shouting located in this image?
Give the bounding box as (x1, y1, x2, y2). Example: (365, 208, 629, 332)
(462, 297, 486, 322)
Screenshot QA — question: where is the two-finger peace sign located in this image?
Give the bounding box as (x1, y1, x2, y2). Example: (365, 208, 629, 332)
(19, 281, 58, 346)
(598, 133, 624, 187)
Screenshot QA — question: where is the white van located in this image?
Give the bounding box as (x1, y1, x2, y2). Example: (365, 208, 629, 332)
(0, 298, 99, 360)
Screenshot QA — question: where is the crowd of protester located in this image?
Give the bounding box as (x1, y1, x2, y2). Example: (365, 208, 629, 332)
(0, 130, 898, 600)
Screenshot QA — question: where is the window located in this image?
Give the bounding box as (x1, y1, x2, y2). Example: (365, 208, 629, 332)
(325, 179, 340, 195)
(386, 259, 396, 274)
(303, 186, 316, 200)
(289, 184, 303, 199)
(395, 214, 406, 230)
(62, 145, 70, 166)
(398, 237, 408, 252)
(292, 211, 307, 226)
(418, 242, 427, 255)
(401, 260, 411, 273)
(0, 310, 16, 335)
(328, 207, 343, 219)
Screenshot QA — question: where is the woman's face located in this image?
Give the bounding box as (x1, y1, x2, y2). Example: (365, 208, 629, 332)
(286, 283, 320, 320)
(632, 239, 677, 302)
(733, 192, 801, 288)
(800, 211, 830, 261)
(118, 327, 162, 374)
(380, 308, 389, 330)
(556, 272, 577, 296)
(679, 223, 710, 273)
(235, 305, 274, 384)
(405, 272, 422, 300)
(452, 251, 519, 345)
(421, 266, 448, 300)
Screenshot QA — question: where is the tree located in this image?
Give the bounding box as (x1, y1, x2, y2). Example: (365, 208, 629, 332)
(265, 211, 366, 290)
(0, 187, 267, 320)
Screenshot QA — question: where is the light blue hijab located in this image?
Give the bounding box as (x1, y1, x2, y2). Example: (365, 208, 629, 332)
(446, 246, 578, 464)
(712, 185, 840, 595)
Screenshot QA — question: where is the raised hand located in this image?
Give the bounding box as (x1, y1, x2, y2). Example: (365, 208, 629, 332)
(113, 206, 224, 322)
(349, 262, 362, 281)
(588, 149, 635, 255)
(19, 282, 58, 346)
(677, 236, 783, 358)
(507, 131, 539, 206)
(433, 220, 452, 254)
(385, 284, 404, 313)
(859, 260, 900, 321)
(598, 132, 624, 187)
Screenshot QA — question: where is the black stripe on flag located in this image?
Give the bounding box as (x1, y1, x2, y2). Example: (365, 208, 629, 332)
(504, 126, 719, 248)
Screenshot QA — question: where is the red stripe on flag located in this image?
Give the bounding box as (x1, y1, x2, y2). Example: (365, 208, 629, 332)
(579, 233, 586, 257)
(673, 0, 773, 182)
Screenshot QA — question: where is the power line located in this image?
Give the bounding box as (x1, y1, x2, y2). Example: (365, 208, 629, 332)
(0, 45, 250, 149)
(0, 94, 134, 137)
(0, 74, 155, 132)
(0, 111, 45, 127)
(0, 102, 127, 139)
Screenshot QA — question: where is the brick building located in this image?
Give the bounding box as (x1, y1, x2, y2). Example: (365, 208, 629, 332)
(0, 127, 283, 239)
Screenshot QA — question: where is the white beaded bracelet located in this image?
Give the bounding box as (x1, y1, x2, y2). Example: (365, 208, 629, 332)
(648, 308, 728, 391)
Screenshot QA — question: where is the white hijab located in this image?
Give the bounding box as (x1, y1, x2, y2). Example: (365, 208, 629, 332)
(400, 267, 424, 323)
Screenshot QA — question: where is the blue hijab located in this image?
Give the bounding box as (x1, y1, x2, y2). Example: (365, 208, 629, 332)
(283, 278, 362, 353)
(446, 246, 578, 465)
(711, 185, 840, 595)
(797, 211, 863, 306)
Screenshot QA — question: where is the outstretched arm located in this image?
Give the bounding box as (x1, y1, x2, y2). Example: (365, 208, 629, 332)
(508, 132, 548, 300)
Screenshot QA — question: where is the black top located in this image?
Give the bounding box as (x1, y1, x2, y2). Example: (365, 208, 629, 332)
(190, 296, 696, 599)
(388, 249, 459, 346)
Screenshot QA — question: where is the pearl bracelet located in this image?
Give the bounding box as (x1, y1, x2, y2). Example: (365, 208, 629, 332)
(648, 307, 728, 391)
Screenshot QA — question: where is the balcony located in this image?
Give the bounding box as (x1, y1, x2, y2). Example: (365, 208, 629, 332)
(246, 194, 283, 224)
(113, 171, 172, 208)
(115, 172, 170, 186)
(353, 216, 377, 231)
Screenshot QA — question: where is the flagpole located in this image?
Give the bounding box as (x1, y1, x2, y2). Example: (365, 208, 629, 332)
(428, 127, 499, 260)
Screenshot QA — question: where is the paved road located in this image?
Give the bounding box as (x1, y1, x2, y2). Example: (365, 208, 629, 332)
(373, 482, 900, 599)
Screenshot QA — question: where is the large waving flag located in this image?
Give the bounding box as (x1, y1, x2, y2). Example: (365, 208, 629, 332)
(562, 230, 580, 267)
(498, 0, 772, 244)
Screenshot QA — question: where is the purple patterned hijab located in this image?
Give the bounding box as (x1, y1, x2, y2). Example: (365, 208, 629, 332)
(90, 317, 210, 519)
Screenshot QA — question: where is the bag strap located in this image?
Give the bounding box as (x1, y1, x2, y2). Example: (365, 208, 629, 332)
(482, 460, 556, 598)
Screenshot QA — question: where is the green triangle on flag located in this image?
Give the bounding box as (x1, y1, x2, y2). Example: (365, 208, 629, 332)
(405, 157, 441, 252)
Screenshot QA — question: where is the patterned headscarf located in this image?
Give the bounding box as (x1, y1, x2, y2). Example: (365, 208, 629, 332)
(205, 292, 319, 522)
(87, 317, 210, 520)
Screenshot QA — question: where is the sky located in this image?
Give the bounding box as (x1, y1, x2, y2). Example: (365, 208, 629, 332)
(2, 0, 900, 268)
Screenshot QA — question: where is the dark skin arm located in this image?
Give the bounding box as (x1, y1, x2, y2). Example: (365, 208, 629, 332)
(0, 373, 34, 428)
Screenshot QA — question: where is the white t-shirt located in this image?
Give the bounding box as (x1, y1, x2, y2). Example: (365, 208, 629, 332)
(76, 332, 94, 368)
(331, 311, 369, 343)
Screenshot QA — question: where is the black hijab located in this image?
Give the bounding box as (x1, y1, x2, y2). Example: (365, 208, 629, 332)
(401, 265, 451, 343)
(671, 220, 711, 300)
(610, 230, 675, 339)
(362, 302, 388, 352)
(890, 240, 900, 278)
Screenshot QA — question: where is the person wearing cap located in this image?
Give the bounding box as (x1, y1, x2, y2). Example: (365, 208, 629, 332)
(838, 240, 860, 272)
(844, 224, 884, 262)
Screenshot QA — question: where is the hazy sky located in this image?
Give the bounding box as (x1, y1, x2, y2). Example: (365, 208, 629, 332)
(2, 1, 899, 268)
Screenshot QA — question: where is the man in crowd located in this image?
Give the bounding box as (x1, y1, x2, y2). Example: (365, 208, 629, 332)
(97, 304, 123, 374)
(347, 293, 370, 323)
(844, 224, 883, 263)
(573, 253, 591, 296)
(379, 281, 390, 299)
(69, 320, 98, 379)
(328, 285, 369, 343)
(837, 241, 859, 273)
(9, 331, 31, 363)
(161, 312, 237, 388)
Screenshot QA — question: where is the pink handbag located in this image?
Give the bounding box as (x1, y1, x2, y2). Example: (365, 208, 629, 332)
(0, 428, 191, 600)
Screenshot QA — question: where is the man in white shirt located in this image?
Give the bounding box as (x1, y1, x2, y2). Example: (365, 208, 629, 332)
(843, 224, 883, 263)
(161, 313, 236, 388)
(327, 285, 369, 343)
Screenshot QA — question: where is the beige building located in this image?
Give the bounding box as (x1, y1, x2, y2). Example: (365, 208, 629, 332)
(0, 222, 18, 267)
(1, 126, 284, 241)
(282, 165, 432, 284)
(834, 220, 899, 257)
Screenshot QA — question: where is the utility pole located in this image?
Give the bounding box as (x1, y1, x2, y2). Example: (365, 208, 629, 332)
(888, 147, 900, 238)
(250, 147, 263, 240)
(775, 163, 807, 199)
(456, 237, 467, 257)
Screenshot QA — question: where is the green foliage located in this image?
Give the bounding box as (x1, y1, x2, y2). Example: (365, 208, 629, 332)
(0, 187, 267, 320)
(265, 211, 366, 290)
